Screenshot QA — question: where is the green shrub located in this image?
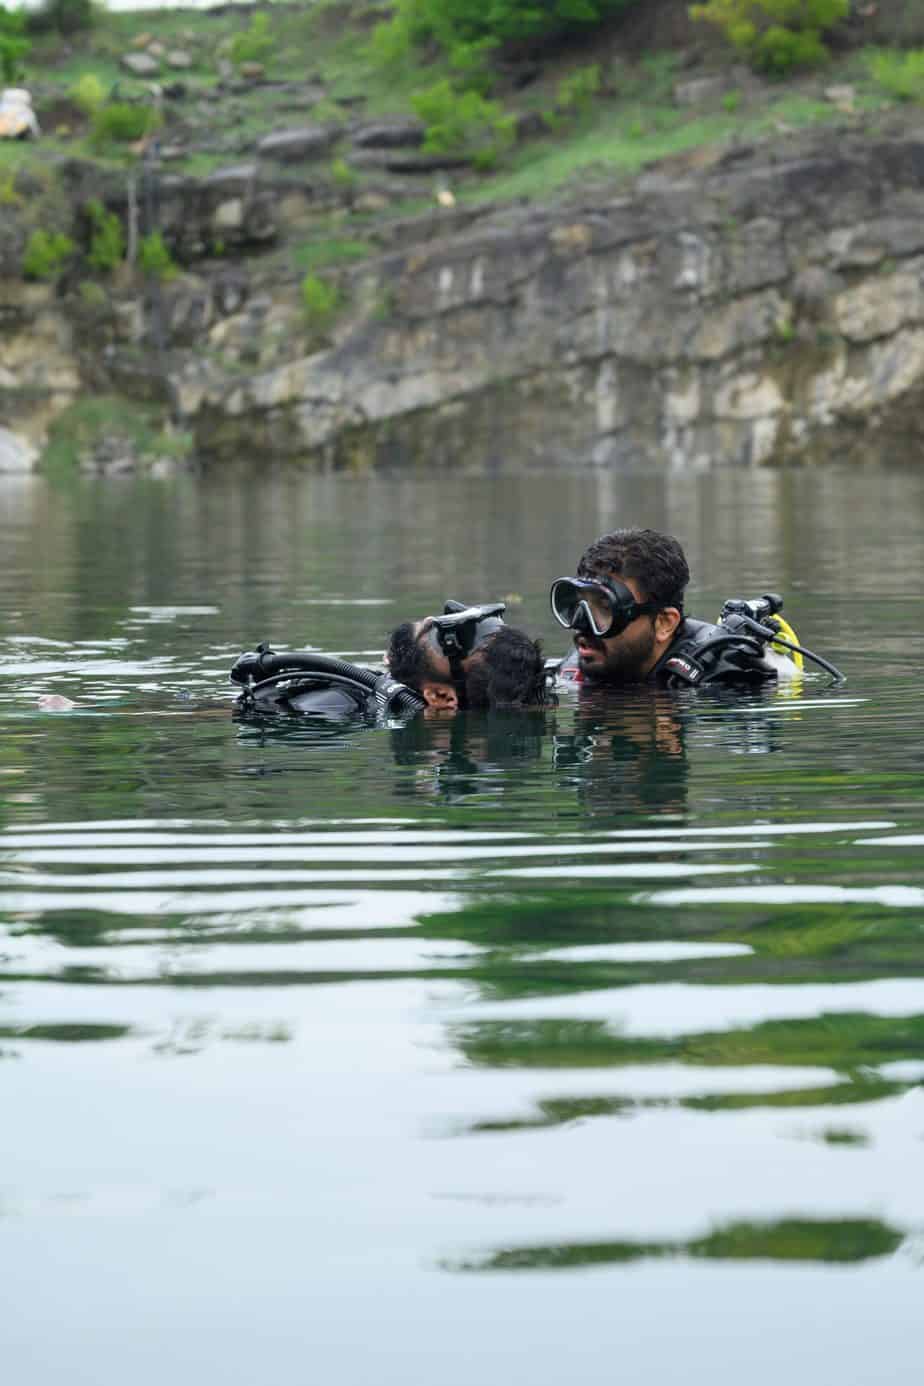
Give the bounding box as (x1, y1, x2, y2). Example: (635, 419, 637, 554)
(448, 36, 499, 94)
(555, 63, 601, 119)
(85, 199, 124, 273)
(41, 396, 191, 474)
(79, 279, 108, 309)
(0, 33, 29, 82)
(229, 12, 274, 68)
(22, 229, 75, 281)
(138, 231, 177, 280)
(869, 49, 924, 103)
(70, 72, 106, 118)
(26, 0, 93, 35)
(0, 7, 30, 81)
(90, 101, 160, 149)
(411, 79, 516, 168)
(374, 0, 639, 58)
(301, 273, 340, 332)
(330, 156, 357, 189)
(690, 0, 847, 73)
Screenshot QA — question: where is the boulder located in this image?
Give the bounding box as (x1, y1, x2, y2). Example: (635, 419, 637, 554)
(121, 53, 160, 78)
(257, 126, 339, 162)
(167, 51, 194, 71)
(351, 120, 424, 150)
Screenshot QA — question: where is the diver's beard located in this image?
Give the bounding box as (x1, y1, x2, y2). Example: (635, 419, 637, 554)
(577, 623, 657, 685)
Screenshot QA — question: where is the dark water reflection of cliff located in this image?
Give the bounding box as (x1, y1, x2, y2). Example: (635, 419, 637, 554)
(1, 464, 922, 1386)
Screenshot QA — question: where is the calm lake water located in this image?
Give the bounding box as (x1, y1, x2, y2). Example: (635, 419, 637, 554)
(1, 463, 923, 1384)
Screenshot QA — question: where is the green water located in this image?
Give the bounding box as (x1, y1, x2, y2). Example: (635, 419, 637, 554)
(1, 465, 922, 1384)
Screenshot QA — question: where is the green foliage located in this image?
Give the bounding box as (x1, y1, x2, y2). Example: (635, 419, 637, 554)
(69, 72, 106, 118)
(690, 0, 848, 73)
(300, 273, 340, 333)
(138, 230, 177, 281)
(411, 79, 516, 168)
(754, 24, 828, 73)
(42, 395, 191, 474)
(90, 101, 160, 149)
(722, 89, 741, 112)
(869, 48, 924, 103)
(0, 7, 29, 81)
(555, 63, 601, 120)
(373, 0, 639, 56)
(229, 12, 274, 68)
(0, 159, 21, 206)
(330, 156, 357, 189)
(447, 36, 499, 94)
(78, 279, 108, 309)
(22, 228, 74, 280)
(0, 36, 29, 82)
(85, 199, 124, 273)
(26, 0, 94, 36)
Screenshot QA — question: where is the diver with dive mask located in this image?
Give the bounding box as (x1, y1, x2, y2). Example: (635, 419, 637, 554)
(551, 528, 844, 689)
(231, 600, 549, 719)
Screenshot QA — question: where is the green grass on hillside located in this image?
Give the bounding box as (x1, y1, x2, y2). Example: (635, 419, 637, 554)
(5, 3, 923, 215)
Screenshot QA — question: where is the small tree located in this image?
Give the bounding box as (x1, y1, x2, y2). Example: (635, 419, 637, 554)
(139, 230, 178, 281)
(411, 80, 516, 168)
(229, 12, 275, 68)
(23, 229, 75, 281)
(690, 0, 848, 73)
(0, 6, 30, 82)
(85, 199, 124, 273)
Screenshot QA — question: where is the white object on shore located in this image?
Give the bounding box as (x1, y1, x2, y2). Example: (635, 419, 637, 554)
(0, 88, 41, 139)
(0, 427, 38, 472)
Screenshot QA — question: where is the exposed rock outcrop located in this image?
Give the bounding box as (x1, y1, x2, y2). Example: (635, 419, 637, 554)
(183, 126, 924, 467)
(6, 123, 924, 469)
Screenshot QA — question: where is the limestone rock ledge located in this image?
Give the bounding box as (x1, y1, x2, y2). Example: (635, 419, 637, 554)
(183, 130, 924, 467)
(7, 126, 924, 469)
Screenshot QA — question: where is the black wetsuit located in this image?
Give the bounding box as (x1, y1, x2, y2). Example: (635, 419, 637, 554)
(558, 617, 780, 690)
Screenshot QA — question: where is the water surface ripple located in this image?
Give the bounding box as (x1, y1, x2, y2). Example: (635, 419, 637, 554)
(1, 468, 922, 1385)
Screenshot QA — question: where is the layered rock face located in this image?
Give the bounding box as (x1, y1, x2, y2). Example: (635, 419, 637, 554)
(6, 126, 924, 470)
(184, 129, 924, 468)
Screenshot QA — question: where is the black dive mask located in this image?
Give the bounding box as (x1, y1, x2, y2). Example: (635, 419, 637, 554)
(428, 600, 506, 709)
(550, 576, 659, 639)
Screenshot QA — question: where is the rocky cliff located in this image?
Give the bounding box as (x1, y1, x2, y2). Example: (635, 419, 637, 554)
(6, 119, 924, 470)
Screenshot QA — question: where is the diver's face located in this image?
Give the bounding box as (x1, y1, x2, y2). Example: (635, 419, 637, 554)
(573, 577, 659, 684)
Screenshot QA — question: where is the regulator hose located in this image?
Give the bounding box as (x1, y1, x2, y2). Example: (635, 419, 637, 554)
(736, 618, 846, 683)
(230, 645, 426, 716)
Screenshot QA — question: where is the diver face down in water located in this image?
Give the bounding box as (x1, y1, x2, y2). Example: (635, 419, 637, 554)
(386, 616, 547, 711)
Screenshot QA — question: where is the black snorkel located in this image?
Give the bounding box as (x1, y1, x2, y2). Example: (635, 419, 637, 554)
(427, 600, 507, 710)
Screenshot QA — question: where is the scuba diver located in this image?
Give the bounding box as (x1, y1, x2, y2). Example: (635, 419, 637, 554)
(230, 601, 549, 720)
(551, 528, 843, 689)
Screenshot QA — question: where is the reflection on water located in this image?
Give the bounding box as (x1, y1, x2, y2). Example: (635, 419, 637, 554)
(1, 467, 923, 1385)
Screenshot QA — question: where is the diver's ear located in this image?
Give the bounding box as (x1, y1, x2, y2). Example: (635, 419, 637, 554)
(421, 682, 458, 711)
(654, 606, 682, 643)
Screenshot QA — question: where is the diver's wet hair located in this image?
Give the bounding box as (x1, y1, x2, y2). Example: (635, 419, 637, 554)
(577, 528, 689, 614)
(465, 627, 548, 709)
(385, 621, 431, 689)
